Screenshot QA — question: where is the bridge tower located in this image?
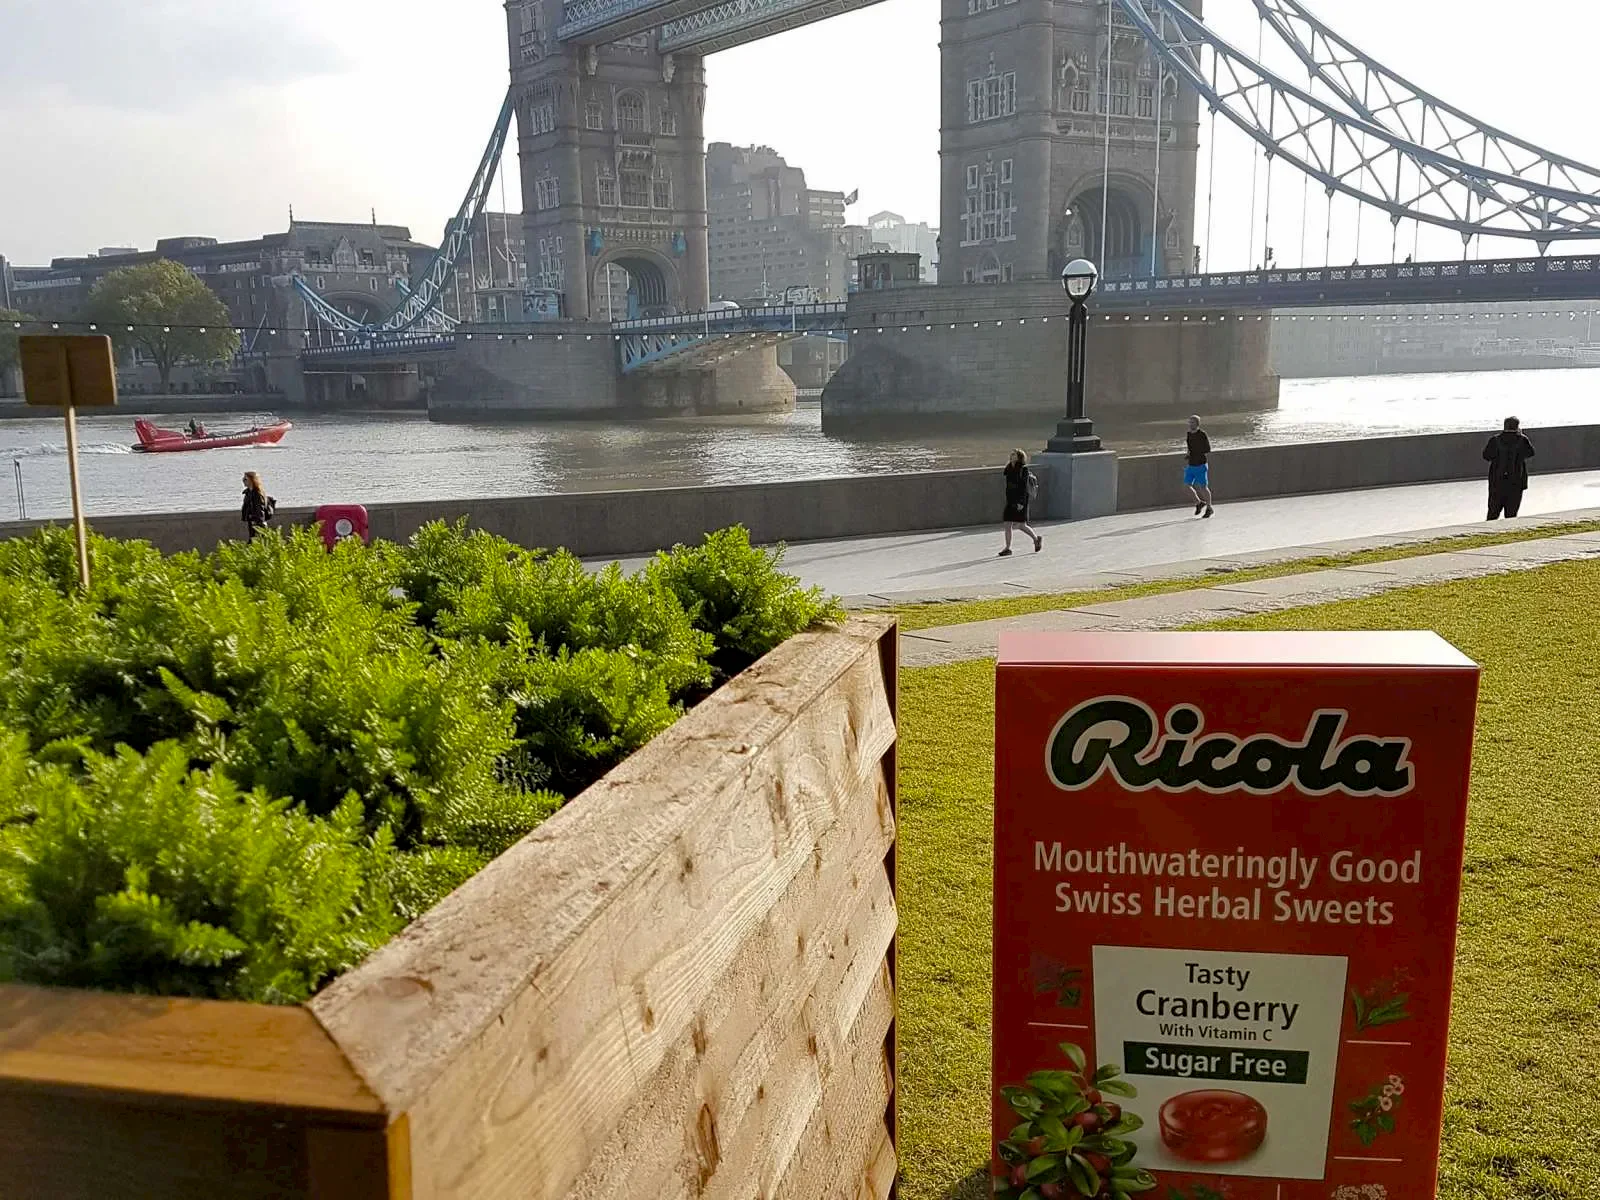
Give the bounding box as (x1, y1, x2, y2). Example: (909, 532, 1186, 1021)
(506, 1, 711, 320)
(940, 0, 1202, 285)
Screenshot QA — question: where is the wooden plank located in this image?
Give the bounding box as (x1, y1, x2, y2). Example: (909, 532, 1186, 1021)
(0, 1086, 305, 1200)
(698, 859, 896, 1200)
(772, 966, 896, 1200)
(0, 985, 381, 1121)
(562, 762, 896, 1200)
(306, 1114, 411, 1200)
(878, 620, 900, 1197)
(314, 618, 896, 1200)
(855, 1126, 898, 1200)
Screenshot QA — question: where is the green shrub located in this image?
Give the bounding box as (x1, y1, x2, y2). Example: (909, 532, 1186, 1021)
(498, 645, 683, 796)
(427, 540, 712, 699)
(0, 730, 402, 1003)
(383, 518, 519, 630)
(0, 521, 837, 1003)
(647, 526, 844, 676)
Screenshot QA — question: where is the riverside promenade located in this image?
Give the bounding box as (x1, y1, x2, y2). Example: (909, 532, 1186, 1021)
(672, 467, 1600, 606)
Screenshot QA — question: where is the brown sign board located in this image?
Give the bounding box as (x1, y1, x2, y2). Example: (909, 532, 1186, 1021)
(20, 335, 119, 409)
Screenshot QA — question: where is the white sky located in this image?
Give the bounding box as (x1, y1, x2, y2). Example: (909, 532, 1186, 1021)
(3, 0, 1599, 271)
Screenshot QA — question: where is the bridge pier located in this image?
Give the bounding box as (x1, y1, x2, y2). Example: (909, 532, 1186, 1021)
(423, 324, 794, 420)
(619, 342, 795, 415)
(820, 283, 1279, 430)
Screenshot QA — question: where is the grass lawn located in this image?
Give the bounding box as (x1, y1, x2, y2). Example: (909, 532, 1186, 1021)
(897, 556, 1600, 1199)
(885, 519, 1600, 632)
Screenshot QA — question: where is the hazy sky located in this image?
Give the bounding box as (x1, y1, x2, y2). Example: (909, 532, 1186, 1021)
(3, 0, 1599, 270)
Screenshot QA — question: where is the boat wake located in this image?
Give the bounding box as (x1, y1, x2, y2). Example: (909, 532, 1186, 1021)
(5, 443, 135, 457)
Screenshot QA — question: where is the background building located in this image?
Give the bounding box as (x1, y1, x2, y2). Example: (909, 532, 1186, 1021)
(706, 142, 864, 303)
(2, 221, 437, 390)
(865, 212, 940, 282)
(444, 211, 528, 323)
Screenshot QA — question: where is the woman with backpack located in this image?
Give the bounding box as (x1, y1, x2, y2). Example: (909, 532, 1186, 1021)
(1000, 449, 1043, 557)
(241, 471, 276, 541)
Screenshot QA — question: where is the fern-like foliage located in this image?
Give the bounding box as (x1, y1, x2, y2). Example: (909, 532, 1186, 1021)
(646, 526, 845, 677)
(0, 730, 402, 1002)
(0, 521, 837, 1003)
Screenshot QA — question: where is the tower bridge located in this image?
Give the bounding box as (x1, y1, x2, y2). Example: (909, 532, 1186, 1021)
(284, 0, 1600, 423)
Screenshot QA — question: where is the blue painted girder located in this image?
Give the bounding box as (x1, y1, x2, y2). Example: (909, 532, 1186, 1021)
(659, 0, 890, 55)
(558, 0, 720, 44)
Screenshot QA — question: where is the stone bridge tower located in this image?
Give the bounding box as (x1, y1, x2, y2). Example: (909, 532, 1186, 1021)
(506, 0, 711, 321)
(940, 0, 1201, 286)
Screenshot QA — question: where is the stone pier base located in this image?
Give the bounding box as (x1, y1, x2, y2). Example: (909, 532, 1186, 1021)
(822, 281, 1279, 429)
(426, 325, 793, 421)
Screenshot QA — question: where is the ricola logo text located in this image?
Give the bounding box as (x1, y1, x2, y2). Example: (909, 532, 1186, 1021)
(1045, 697, 1414, 796)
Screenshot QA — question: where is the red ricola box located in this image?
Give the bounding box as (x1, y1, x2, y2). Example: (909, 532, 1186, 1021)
(992, 632, 1480, 1200)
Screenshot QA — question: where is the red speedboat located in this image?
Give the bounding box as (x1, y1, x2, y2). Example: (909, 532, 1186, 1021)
(132, 418, 293, 453)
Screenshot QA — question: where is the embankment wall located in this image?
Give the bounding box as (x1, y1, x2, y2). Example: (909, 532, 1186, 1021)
(5, 424, 1597, 559)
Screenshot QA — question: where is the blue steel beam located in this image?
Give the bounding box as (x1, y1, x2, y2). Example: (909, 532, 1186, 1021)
(616, 303, 848, 371)
(658, 0, 889, 55)
(1096, 254, 1600, 310)
(1253, 0, 1600, 241)
(1119, 0, 1600, 243)
(294, 92, 516, 338)
(558, 0, 717, 44)
(1256, 0, 1600, 184)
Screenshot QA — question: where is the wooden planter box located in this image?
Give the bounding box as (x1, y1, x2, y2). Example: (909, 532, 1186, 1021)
(0, 618, 899, 1200)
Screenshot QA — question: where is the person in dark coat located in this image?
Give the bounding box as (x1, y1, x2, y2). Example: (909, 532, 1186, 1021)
(1000, 449, 1043, 557)
(241, 471, 276, 541)
(1483, 417, 1536, 520)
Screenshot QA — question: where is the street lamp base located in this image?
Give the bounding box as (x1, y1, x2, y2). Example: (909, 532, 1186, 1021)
(1045, 417, 1103, 454)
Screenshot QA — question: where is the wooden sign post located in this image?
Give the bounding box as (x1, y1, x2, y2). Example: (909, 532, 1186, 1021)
(19, 335, 119, 590)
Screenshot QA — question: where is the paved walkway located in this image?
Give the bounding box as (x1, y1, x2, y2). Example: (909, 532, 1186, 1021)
(743, 469, 1600, 607)
(898, 523, 1600, 667)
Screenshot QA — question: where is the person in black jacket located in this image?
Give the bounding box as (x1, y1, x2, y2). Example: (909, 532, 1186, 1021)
(241, 471, 276, 540)
(1000, 449, 1043, 557)
(1483, 417, 1536, 520)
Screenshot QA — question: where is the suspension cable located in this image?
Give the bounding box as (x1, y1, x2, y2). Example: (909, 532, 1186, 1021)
(1204, 49, 1218, 272)
(1260, 90, 1276, 268)
(1300, 170, 1309, 267)
(1152, 40, 1164, 276)
(499, 153, 512, 291)
(1246, 18, 1265, 270)
(1101, 0, 1114, 269)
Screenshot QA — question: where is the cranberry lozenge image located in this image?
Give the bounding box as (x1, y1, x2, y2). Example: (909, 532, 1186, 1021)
(1160, 1090, 1270, 1163)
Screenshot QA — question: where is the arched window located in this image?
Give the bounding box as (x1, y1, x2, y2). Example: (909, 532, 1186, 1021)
(1099, 65, 1133, 116)
(652, 165, 672, 209)
(621, 168, 650, 208)
(616, 92, 647, 133)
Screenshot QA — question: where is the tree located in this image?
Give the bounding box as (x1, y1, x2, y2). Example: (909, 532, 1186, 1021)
(82, 261, 240, 388)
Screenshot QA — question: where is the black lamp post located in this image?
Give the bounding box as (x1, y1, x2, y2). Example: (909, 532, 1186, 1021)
(1048, 257, 1103, 453)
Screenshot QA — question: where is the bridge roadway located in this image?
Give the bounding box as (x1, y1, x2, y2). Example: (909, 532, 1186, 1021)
(297, 252, 1600, 376)
(557, 0, 887, 54)
(1097, 253, 1600, 311)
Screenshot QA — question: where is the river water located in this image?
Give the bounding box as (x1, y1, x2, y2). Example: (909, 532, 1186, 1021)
(1, 367, 1595, 523)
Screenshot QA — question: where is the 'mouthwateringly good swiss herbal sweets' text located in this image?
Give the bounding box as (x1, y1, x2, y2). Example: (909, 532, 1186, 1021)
(992, 632, 1479, 1200)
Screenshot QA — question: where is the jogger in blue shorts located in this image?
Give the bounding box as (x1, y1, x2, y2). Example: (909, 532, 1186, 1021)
(1185, 415, 1214, 518)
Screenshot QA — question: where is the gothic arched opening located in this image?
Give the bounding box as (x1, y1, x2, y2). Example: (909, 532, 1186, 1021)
(599, 254, 672, 319)
(1066, 187, 1146, 280)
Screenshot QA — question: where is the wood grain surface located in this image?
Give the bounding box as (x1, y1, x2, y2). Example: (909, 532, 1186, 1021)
(0, 617, 898, 1200)
(313, 616, 898, 1200)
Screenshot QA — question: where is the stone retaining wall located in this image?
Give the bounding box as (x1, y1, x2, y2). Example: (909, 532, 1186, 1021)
(4, 425, 1597, 559)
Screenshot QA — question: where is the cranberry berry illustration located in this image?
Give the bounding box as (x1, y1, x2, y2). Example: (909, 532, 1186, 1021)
(995, 1042, 1157, 1199)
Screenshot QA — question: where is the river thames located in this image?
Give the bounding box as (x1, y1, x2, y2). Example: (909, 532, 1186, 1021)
(2, 367, 1596, 522)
